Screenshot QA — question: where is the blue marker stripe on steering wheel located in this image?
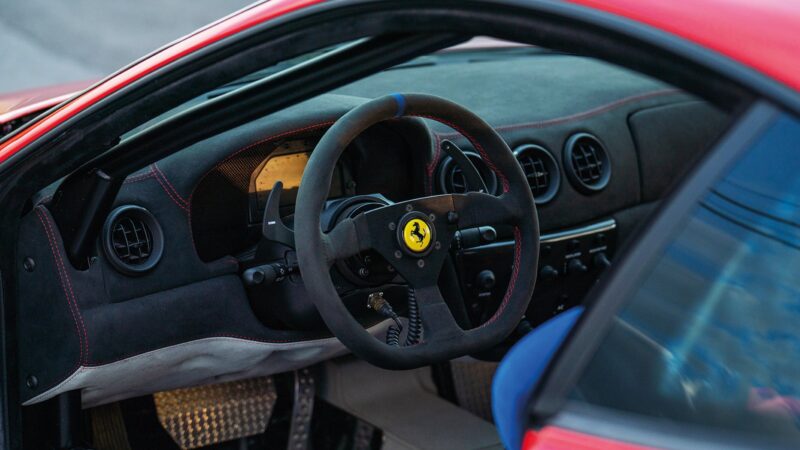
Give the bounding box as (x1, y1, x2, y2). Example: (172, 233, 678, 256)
(391, 93, 406, 117)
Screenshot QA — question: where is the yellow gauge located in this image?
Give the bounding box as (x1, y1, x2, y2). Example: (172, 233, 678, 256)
(402, 218, 432, 253)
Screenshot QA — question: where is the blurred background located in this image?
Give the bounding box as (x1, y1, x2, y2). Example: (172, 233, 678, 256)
(0, 0, 252, 93)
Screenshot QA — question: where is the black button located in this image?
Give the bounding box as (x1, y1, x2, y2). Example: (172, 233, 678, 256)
(593, 252, 611, 269)
(539, 265, 558, 281)
(566, 258, 588, 275)
(479, 226, 497, 243)
(475, 270, 496, 291)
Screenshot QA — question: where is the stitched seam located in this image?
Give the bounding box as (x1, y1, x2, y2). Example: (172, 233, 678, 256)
(152, 163, 189, 211)
(484, 226, 521, 326)
(152, 163, 188, 207)
(427, 133, 443, 195)
(123, 167, 155, 184)
(425, 89, 681, 188)
(415, 114, 511, 193)
(39, 208, 89, 364)
(35, 207, 88, 365)
(187, 121, 335, 258)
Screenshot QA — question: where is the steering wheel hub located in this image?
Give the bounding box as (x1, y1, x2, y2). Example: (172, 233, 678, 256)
(397, 212, 436, 256)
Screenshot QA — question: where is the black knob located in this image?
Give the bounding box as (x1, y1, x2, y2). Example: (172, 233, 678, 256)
(593, 252, 611, 269)
(476, 270, 496, 291)
(479, 226, 497, 243)
(539, 265, 559, 281)
(566, 258, 588, 275)
(242, 264, 279, 286)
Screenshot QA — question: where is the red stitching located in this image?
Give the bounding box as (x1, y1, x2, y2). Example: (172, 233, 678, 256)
(35, 207, 89, 365)
(123, 169, 156, 184)
(415, 114, 511, 193)
(427, 133, 443, 195)
(483, 226, 521, 326)
(425, 89, 681, 189)
(152, 163, 189, 212)
(187, 121, 335, 257)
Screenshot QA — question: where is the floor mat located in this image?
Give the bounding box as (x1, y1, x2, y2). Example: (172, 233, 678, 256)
(449, 361, 498, 422)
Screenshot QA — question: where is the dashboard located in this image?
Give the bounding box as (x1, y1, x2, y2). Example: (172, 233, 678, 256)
(17, 54, 730, 407)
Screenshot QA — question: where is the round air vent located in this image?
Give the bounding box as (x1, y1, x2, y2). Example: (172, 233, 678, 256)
(563, 133, 611, 193)
(514, 144, 560, 204)
(436, 150, 498, 195)
(103, 205, 164, 275)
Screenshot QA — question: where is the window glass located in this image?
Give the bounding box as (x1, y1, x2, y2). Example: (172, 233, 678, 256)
(574, 115, 800, 441)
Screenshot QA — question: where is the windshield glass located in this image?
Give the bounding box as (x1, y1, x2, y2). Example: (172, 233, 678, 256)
(121, 38, 541, 139)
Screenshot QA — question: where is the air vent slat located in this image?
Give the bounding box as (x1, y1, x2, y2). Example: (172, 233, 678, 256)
(563, 133, 611, 194)
(514, 144, 560, 204)
(103, 205, 164, 275)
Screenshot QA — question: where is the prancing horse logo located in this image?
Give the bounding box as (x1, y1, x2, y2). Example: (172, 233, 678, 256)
(402, 218, 432, 253)
(410, 222, 427, 243)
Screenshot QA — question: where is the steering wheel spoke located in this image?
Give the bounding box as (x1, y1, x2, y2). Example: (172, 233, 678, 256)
(413, 285, 463, 342)
(452, 192, 519, 229)
(322, 216, 370, 266)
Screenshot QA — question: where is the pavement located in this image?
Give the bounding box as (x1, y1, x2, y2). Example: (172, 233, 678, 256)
(0, 0, 252, 94)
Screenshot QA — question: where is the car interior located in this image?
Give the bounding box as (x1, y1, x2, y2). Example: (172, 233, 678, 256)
(6, 10, 749, 448)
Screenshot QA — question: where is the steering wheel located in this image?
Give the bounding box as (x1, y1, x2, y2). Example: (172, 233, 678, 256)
(295, 93, 539, 369)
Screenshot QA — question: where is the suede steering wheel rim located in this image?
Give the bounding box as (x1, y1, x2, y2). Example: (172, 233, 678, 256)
(295, 93, 539, 369)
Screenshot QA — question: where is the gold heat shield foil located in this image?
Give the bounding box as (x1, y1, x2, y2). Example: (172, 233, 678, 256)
(153, 377, 277, 449)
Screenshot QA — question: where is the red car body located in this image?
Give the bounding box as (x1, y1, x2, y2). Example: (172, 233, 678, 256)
(1, 1, 797, 448)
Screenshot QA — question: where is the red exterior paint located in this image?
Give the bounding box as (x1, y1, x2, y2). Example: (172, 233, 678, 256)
(0, 0, 798, 165)
(523, 427, 655, 450)
(0, 80, 93, 119)
(0, 0, 323, 165)
(565, 0, 800, 92)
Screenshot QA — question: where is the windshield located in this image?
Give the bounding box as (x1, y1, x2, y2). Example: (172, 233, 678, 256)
(122, 38, 543, 139)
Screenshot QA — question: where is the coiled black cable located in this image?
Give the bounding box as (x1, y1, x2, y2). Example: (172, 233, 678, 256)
(386, 323, 402, 346)
(405, 288, 422, 346)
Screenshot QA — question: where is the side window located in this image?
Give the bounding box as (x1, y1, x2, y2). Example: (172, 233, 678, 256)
(574, 114, 800, 442)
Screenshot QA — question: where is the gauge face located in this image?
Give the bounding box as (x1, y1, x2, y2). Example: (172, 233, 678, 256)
(251, 139, 344, 214)
(254, 151, 310, 209)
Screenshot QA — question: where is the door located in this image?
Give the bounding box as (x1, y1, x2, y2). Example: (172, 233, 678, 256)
(517, 102, 800, 450)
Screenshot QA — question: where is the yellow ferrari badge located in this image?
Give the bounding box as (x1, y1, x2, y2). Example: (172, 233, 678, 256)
(402, 218, 432, 253)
